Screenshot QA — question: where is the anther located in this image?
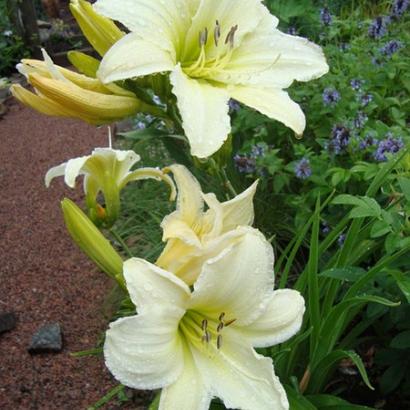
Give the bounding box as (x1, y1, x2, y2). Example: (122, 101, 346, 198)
(217, 335, 223, 349)
(214, 20, 221, 46)
(218, 312, 225, 322)
(199, 27, 208, 47)
(224, 318, 237, 327)
(225, 24, 238, 47)
(201, 319, 208, 331)
(217, 322, 224, 332)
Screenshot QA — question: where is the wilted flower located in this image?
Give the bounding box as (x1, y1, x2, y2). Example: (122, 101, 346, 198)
(391, 0, 409, 18)
(374, 134, 404, 161)
(294, 158, 312, 179)
(320, 8, 332, 26)
(323, 88, 341, 106)
(368, 16, 390, 39)
(104, 230, 305, 409)
(380, 40, 403, 57)
(94, 0, 328, 158)
(46, 144, 176, 227)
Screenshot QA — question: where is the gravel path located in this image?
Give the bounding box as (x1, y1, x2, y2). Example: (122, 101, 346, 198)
(0, 101, 122, 409)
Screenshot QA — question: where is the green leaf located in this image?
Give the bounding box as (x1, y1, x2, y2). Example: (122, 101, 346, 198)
(307, 394, 374, 409)
(370, 220, 392, 238)
(332, 195, 381, 219)
(398, 177, 410, 201)
(284, 386, 317, 410)
(391, 271, 410, 302)
(391, 330, 410, 349)
(320, 267, 366, 282)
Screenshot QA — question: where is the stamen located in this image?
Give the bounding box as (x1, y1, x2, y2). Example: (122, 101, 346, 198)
(224, 318, 237, 327)
(218, 312, 225, 322)
(225, 24, 238, 48)
(214, 20, 221, 46)
(201, 319, 208, 331)
(201, 330, 211, 343)
(217, 322, 224, 332)
(199, 27, 208, 47)
(217, 335, 223, 349)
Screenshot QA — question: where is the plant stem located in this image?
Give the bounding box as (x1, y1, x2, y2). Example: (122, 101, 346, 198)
(109, 228, 133, 258)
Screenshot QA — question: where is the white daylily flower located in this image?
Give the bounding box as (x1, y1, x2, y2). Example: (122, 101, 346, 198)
(46, 146, 176, 226)
(156, 164, 258, 284)
(93, 0, 329, 158)
(105, 228, 305, 410)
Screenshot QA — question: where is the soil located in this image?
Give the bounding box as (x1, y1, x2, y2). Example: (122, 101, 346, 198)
(0, 100, 137, 409)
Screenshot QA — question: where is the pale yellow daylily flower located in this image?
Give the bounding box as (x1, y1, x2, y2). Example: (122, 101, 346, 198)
(104, 229, 305, 410)
(46, 145, 176, 227)
(156, 164, 258, 285)
(94, 0, 329, 158)
(11, 49, 158, 125)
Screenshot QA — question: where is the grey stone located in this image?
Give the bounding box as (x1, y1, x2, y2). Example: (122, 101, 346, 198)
(0, 312, 17, 334)
(28, 323, 63, 354)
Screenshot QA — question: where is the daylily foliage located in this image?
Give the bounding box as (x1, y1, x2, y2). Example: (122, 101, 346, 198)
(94, 0, 328, 157)
(46, 145, 176, 227)
(105, 229, 305, 410)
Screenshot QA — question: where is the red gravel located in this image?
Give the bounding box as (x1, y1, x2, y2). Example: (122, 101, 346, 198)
(0, 101, 125, 409)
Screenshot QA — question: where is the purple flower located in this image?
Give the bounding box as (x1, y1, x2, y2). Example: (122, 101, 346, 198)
(374, 134, 404, 161)
(353, 112, 368, 129)
(350, 79, 364, 91)
(234, 154, 256, 174)
(321, 221, 331, 235)
(368, 16, 390, 39)
(250, 143, 267, 159)
(380, 40, 403, 57)
(391, 0, 409, 18)
(329, 125, 351, 154)
(295, 158, 312, 179)
(323, 88, 341, 106)
(320, 8, 332, 26)
(360, 94, 373, 107)
(359, 134, 377, 150)
(287, 27, 298, 35)
(228, 99, 241, 113)
(338, 234, 346, 247)
(135, 121, 146, 130)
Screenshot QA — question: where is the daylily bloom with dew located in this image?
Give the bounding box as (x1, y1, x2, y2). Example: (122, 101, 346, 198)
(46, 143, 176, 227)
(11, 49, 161, 125)
(94, 0, 329, 158)
(156, 164, 258, 285)
(105, 228, 305, 410)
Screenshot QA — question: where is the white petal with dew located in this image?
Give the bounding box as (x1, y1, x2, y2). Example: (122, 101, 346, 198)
(229, 86, 306, 135)
(240, 289, 305, 348)
(104, 308, 184, 390)
(190, 228, 274, 326)
(123, 258, 190, 313)
(170, 65, 231, 158)
(192, 328, 289, 410)
(98, 32, 175, 84)
(159, 341, 211, 410)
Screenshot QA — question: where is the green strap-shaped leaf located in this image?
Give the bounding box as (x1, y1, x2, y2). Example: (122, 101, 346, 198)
(307, 394, 375, 410)
(284, 386, 318, 410)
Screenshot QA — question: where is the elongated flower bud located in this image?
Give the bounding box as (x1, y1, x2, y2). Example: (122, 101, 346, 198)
(70, 0, 124, 56)
(61, 198, 125, 288)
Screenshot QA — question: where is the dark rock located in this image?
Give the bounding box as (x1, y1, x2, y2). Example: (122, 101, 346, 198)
(0, 312, 17, 334)
(28, 323, 63, 354)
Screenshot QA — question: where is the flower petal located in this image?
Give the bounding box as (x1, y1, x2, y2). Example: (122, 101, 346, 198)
(63, 156, 91, 188)
(159, 341, 211, 410)
(104, 308, 184, 389)
(190, 228, 274, 325)
(45, 163, 67, 188)
(98, 33, 175, 83)
(220, 180, 258, 233)
(170, 65, 231, 158)
(123, 258, 190, 313)
(192, 329, 289, 410)
(240, 289, 305, 348)
(229, 86, 306, 135)
(94, 0, 194, 57)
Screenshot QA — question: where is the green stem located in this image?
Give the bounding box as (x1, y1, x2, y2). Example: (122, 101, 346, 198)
(110, 228, 134, 258)
(221, 167, 237, 197)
